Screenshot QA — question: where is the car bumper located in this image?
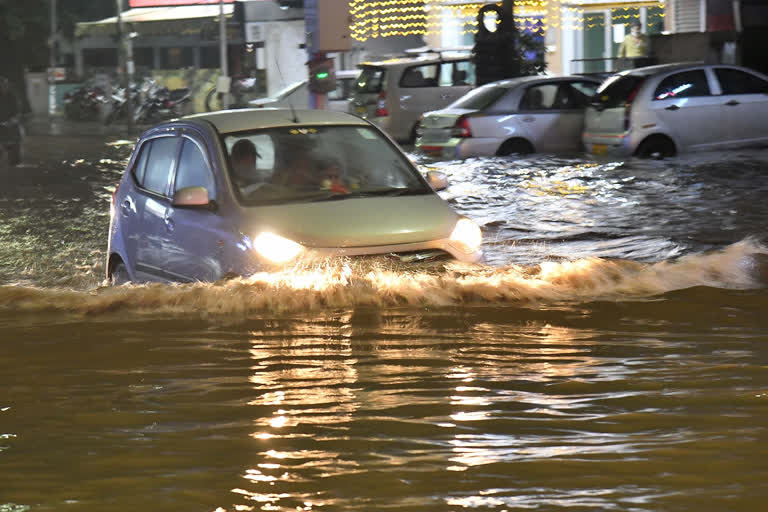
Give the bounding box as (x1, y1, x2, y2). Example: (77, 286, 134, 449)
(416, 138, 500, 159)
(583, 132, 634, 156)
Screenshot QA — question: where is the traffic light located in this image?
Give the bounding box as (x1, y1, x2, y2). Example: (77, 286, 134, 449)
(308, 58, 336, 94)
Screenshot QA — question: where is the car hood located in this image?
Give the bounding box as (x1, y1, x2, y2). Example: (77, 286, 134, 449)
(241, 194, 460, 248)
(421, 108, 477, 129)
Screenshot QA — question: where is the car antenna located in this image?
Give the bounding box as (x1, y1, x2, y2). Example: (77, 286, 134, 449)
(274, 55, 300, 123)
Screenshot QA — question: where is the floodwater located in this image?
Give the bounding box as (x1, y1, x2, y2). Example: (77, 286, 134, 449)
(1, 123, 767, 511)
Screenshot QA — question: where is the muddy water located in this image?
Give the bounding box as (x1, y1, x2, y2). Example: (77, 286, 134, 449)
(1, 127, 767, 511)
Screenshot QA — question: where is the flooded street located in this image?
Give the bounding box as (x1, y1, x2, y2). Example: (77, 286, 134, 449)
(1, 121, 767, 511)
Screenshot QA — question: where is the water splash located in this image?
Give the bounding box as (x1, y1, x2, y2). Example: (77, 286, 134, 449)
(0, 240, 765, 317)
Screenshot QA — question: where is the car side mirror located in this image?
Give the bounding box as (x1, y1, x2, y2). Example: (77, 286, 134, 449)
(425, 170, 448, 191)
(173, 186, 212, 208)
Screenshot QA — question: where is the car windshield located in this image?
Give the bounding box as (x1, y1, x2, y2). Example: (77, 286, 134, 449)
(450, 84, 509, 110)
(223, 125, 432, 205)
(593, 75, 646, 108)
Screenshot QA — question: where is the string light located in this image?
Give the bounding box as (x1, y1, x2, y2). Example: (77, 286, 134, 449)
(349, 0, 664, 41)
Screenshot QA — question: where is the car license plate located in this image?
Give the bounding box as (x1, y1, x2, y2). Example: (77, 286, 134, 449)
(591, 144, 607, 155)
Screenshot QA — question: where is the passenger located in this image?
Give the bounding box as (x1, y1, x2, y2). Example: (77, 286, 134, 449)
(230, 139, 262, 195)
(274, 146, 319, 190)
(319, 158, 349, 194)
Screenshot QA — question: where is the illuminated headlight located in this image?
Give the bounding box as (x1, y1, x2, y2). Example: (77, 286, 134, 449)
(449, 218, 482, 254)
(252, 232, 304, 264)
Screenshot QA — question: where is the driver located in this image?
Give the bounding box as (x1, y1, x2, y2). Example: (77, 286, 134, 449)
(230, 139, 262, 195)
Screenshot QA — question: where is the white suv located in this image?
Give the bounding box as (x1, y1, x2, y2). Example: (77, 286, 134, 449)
(350, 51, 476, 143)
(583, 63, 768, 158)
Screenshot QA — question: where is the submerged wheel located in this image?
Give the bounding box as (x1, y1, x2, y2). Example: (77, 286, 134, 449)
(635, 135, 676, 159)
(111, 262, 131, 286)
(497, 138, 534, 156)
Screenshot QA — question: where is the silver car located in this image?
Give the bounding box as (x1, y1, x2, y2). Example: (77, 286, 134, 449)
(106, 108, 483, 284)
(415, 75, 601, 158)
(583, 63, 768, 158)
(350, 52, 476, 143)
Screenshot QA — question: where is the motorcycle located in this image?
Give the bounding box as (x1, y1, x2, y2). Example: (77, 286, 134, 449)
(63, 84, 108, 121)
(0, 116, 23, 169)
(133, 79, 191, 124)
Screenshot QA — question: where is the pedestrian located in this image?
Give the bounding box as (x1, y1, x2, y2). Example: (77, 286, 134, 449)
(617, 20, 649, 59)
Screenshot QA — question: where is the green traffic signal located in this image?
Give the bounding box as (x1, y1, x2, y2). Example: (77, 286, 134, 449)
(316, 72, 329, 79)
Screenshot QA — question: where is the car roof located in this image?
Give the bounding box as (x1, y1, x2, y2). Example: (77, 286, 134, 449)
(179, 108, 369, 134)
(481, 74, 602, 88)
(618, 61, 707, 77)
(359, 52, 470, 68)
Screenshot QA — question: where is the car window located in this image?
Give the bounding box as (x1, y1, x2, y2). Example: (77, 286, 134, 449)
(594, 75, 646, 108)
(328, 77, 355, 101)
(174, 138, 214, 198)
(141, 136, 179, 196)
(401, 64, 438, 88)
(355, 67, 384, 93)
(569, 81, 599, 107)
(451, 84, 509, 110)
(714, 67, 768, 94)
(132, 141, 150, 185)
(519, 84, 557, 110)
(452, 60, 475, 86)
(220, 125, 431, 204)
(653, 70, 711, 100)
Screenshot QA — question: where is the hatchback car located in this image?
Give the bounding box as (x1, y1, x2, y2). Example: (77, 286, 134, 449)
(415, 75, 601, 158)
(583, 63, 768, 158)
(350, 51, 476, 143)
(106, 108, 483, 284)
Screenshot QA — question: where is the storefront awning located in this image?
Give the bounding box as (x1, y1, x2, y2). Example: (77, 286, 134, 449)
(75, 4, 234, 38)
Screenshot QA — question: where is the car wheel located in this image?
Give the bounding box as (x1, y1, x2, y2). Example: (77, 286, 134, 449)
(111, 262, 131, 286)
(635, 135, 676, 159)
(497, 138, 534, 156)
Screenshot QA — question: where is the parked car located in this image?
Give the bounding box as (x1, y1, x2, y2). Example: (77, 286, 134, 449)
(106, 108, 483, 284)
(248, 79, 310, 109)
(327, 69, 359, 112)
(583, 63, 768, 158)
(248, 70, 359, 112)
(350, 50, 476, 143)
(415, 75, 602, 158)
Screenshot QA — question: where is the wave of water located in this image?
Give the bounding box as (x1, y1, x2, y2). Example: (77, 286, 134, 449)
(1, 240, 765, 317)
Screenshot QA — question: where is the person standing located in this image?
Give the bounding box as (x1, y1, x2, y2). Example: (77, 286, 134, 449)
(617, 20, 649, 59)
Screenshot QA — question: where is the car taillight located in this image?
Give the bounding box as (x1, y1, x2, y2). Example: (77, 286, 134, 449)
(451, 116, 472, 138)
(375, 92, 387, 117)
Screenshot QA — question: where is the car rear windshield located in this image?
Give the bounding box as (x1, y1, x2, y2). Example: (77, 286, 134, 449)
(355, 67, 385, 94)
(594, 75, 646, 108)
(451, 84, 509, 110)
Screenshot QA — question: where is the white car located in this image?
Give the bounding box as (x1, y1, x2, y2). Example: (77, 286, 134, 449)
(415, 75, 601, 158)
(583, 63, 768, 158)
(350, 51, 476, 143)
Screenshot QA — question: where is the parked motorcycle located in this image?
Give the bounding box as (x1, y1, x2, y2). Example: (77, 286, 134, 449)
(63, 84, 108, 121)
(103, 83, 141, 126)
(133, 79, 191, 124)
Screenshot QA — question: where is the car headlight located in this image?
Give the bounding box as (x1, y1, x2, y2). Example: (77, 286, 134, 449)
(252, 232, 304, 264)
(449, 218, 482, 254)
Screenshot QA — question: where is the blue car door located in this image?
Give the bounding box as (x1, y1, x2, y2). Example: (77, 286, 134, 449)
(163, 132, 227, 282)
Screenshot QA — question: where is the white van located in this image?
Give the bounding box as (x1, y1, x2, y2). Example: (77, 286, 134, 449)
(350, 51, 476, 143)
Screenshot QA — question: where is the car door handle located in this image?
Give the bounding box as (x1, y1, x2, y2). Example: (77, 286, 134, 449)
(665, 104, 680, 111)
(120, 199, 132, 216)
(725, 100, 740, 106)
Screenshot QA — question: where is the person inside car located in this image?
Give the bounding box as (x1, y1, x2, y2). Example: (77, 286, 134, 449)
(230, 138, 263, 195)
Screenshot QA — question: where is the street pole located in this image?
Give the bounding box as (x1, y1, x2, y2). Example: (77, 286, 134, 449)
(219, 0, 230, 109)
(116, 0, 135, 130)
(49, 0, 57, 117)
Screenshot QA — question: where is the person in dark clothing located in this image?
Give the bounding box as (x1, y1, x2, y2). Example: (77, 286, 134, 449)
(0, 76, 23, 166)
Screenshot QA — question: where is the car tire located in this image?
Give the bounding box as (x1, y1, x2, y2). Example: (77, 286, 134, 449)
(635, 135, 676, 159)
(111, 262, 131, 286)
(497, 138, 534, 156)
